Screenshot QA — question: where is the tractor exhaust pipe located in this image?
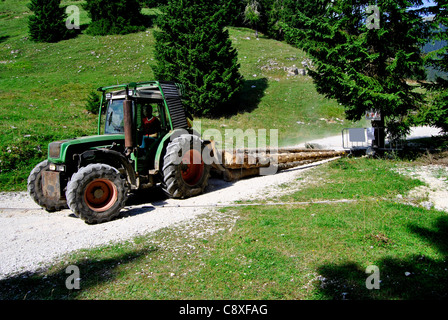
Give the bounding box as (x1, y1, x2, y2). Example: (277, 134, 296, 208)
(123, 98, 135, 150)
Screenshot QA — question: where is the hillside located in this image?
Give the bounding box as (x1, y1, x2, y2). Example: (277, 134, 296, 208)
(0, 0, 358, 191)
(2, 2, 448, 302)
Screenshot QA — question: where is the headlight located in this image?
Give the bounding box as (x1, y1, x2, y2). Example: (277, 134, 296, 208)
(48, 163, 66, 172)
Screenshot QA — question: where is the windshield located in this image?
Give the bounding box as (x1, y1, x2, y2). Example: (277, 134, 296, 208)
(105, 99, 125, 134)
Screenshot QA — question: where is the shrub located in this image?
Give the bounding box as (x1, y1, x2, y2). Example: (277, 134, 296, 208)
(83, 0, 147, 36)
(27, 0, 69, 43)
(85, 90, 101, 115)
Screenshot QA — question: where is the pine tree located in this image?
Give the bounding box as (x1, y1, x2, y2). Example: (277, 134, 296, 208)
(83, 0, 147, 36)
(153, 0, 243, 116)
(282, 0, 428, 147)
(27, 0, 68, 43)
(417, 0, 448, 132)
(225, 0, 246, 26)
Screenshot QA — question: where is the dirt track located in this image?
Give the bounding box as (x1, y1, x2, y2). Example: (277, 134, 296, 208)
(0, 127, 444, 279)
(0, 158, 332, 279)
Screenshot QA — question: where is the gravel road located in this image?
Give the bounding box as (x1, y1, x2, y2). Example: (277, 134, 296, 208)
(0, 126, 442, 280)
(0, 158, 330, 279)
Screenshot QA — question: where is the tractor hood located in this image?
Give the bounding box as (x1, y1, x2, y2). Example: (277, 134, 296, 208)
(48, 134, 125, 164)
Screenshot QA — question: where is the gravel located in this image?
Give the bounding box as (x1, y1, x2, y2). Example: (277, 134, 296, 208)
(0, 158, 329, 279)
(0, 126, 442, 279)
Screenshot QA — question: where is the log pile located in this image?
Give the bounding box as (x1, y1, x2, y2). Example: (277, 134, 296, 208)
(213, 148, 347, 181)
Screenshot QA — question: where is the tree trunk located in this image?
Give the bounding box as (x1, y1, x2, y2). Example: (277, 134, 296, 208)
(372, 115, 385, 149)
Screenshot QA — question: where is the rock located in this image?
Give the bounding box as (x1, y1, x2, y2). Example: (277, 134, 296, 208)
(285, 66, 307, 76)
(301, 59, 313, 68)
(421, 201, 434, 210)
(284, 66, 298, 76)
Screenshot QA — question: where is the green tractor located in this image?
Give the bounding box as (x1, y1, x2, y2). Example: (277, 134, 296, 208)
(28, 81, 212, 224)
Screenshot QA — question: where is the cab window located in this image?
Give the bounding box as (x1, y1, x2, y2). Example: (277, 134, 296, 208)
(105, 99, 126, 134)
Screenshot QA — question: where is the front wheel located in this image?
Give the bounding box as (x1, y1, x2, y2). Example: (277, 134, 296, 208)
(28, 160, 68, 212)
(66, 164, 128, 224)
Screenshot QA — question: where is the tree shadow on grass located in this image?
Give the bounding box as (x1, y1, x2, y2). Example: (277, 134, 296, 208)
(0, 35, 10, 44)
(316, 216, 448, 300)
(211, 78, 269, 118)
(0, 246, 158, 300)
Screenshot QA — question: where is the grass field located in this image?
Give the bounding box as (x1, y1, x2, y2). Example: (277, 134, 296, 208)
(1, 157, 447, 300)
(0, 0, 363, 191)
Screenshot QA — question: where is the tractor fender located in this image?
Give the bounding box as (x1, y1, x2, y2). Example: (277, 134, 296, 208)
(78, 149, 137, 188)
(154, 128, 202, 172)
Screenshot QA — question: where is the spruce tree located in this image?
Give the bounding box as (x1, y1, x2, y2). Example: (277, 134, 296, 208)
(225, 0, 246, 26)
(27, 0, 68, 43)
(418, 0, 448, 132)
(83, 0, 147, 36)
(282, 0, 428, 147)
(153, 0, 243, 116)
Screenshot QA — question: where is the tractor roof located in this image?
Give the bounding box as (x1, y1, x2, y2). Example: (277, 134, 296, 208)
(106, 86, 163, 100)
(98, 81, 184, 101)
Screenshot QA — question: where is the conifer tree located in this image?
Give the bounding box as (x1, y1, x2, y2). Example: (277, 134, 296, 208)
(83, 0, 147, 36)
(282, 0, 428, 147)
(225, 0, 246, 26)
(153, 0, 243, 116)
(418, 0, 448, 132)
(27, 0, 68, 43)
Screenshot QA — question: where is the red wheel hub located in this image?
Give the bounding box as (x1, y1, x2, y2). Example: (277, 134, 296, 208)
(180, 149, 204, 186)
(84, 179, 118, 212)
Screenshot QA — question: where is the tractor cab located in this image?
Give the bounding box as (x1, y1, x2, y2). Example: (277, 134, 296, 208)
(99, 82, 185, 173)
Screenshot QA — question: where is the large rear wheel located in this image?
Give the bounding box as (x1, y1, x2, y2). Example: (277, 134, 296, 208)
(66, 164, 128, 224)
(162, 135, 210, 199)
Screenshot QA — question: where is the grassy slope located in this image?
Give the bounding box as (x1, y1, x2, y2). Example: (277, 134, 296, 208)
(1, 1, 447, 301)
(0, 0, 363, 191)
